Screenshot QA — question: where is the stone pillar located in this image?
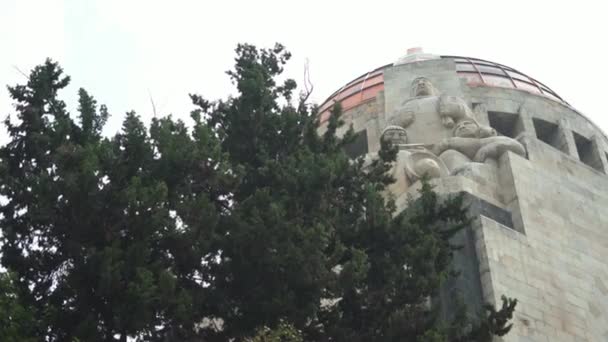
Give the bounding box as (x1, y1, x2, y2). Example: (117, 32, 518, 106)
(472, 102, 490, 127)
(590, 135, 608, 174)
(515, 105, 537, 138)
(557, 118, 579, 159)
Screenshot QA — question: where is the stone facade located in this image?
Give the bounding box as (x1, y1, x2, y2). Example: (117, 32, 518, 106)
(319, 53, 608, 341)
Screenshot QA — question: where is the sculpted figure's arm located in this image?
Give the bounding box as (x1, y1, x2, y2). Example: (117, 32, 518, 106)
(438, 95, 473, 128)
(389, 108, 415, 128)
(473, 136, 526, 162)
(433, 137, 483, 159)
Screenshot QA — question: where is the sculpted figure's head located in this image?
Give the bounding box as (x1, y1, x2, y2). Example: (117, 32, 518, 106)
(411, 77, 438, 97)
(381, 125, 408, 146)
(453, 119, 480, 138)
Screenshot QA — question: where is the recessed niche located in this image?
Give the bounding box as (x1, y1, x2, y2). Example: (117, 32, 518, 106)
(462, 193, 515, 230)
(488, 111, 521, 138)
(573, 132, 604, 172)
(343, 130, 369, 159)
(533, 118, 567, 153)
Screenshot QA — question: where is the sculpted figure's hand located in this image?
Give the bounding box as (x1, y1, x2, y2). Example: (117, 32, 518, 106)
(432, 140, 450, 156)
(391, 108, 415, 128)
(473, 143, 496, 162)
(441, 116, 455, 128)
(438, 95, 473, 128)
(473, 136, 526, 162)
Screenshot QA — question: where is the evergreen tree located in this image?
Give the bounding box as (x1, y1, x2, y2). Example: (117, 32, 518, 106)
(0, 48, 515, 341)
(194, 43, 516, 341)
(0, 60, 234, 341)
(246, 321, 304, 342)
(0, 271, 37, 342)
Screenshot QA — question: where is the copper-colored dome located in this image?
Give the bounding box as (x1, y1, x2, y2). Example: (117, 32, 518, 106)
(317, 56, 568, 124)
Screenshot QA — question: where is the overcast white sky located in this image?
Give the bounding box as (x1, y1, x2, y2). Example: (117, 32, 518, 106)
(1, 0, 607, 139)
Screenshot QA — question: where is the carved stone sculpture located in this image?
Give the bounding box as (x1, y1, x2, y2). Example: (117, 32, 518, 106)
(373, 126, 448, 195)
(403, 149, 447, 181)
(388, 77, 436, 129)
(387, 77, 478, 145)
(384, 77, 526, 176)
(433, 119, 526, 173)
(381, 125, 409, 146)
(438, 94, 477, 128)
(410, 77, 439, 98)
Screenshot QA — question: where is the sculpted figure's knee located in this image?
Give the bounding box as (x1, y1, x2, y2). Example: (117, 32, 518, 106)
(437, 149, 471, 173)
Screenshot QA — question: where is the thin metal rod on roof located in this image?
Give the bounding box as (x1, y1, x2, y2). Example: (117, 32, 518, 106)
(465, 57, 485, 84)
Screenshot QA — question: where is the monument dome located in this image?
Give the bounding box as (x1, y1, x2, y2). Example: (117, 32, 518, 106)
(318, 48, 608, 341)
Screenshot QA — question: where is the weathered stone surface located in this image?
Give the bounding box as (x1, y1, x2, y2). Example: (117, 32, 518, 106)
(319, 54, 608, 341)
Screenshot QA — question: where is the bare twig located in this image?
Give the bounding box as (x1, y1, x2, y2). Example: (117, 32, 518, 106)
(298, 58, 314, 112)
(12, 65, 28, 79)
(148, 89, 158, 118)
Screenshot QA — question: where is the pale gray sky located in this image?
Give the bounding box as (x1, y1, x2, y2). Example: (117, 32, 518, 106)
(1, 0, 607, 139)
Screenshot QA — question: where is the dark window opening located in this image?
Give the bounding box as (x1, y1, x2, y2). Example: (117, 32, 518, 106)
(573, 132, 604, 172)
(533, 118, 567, 153)
(488, 112, 521, 138)
(343, 130, 369, 159)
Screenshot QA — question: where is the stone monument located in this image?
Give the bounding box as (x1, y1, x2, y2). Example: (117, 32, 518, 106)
(317, 49, 608, 341)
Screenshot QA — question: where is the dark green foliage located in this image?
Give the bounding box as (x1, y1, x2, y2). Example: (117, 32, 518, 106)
(246, 321, 304, 342)
(462, 296, 518, 342)
(0, 60, 235, 341)
(316, 180, 471, 341)
(0, 47, 515, 342)
(0, 271, 37, 342)
(190, 43, 516, 341)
